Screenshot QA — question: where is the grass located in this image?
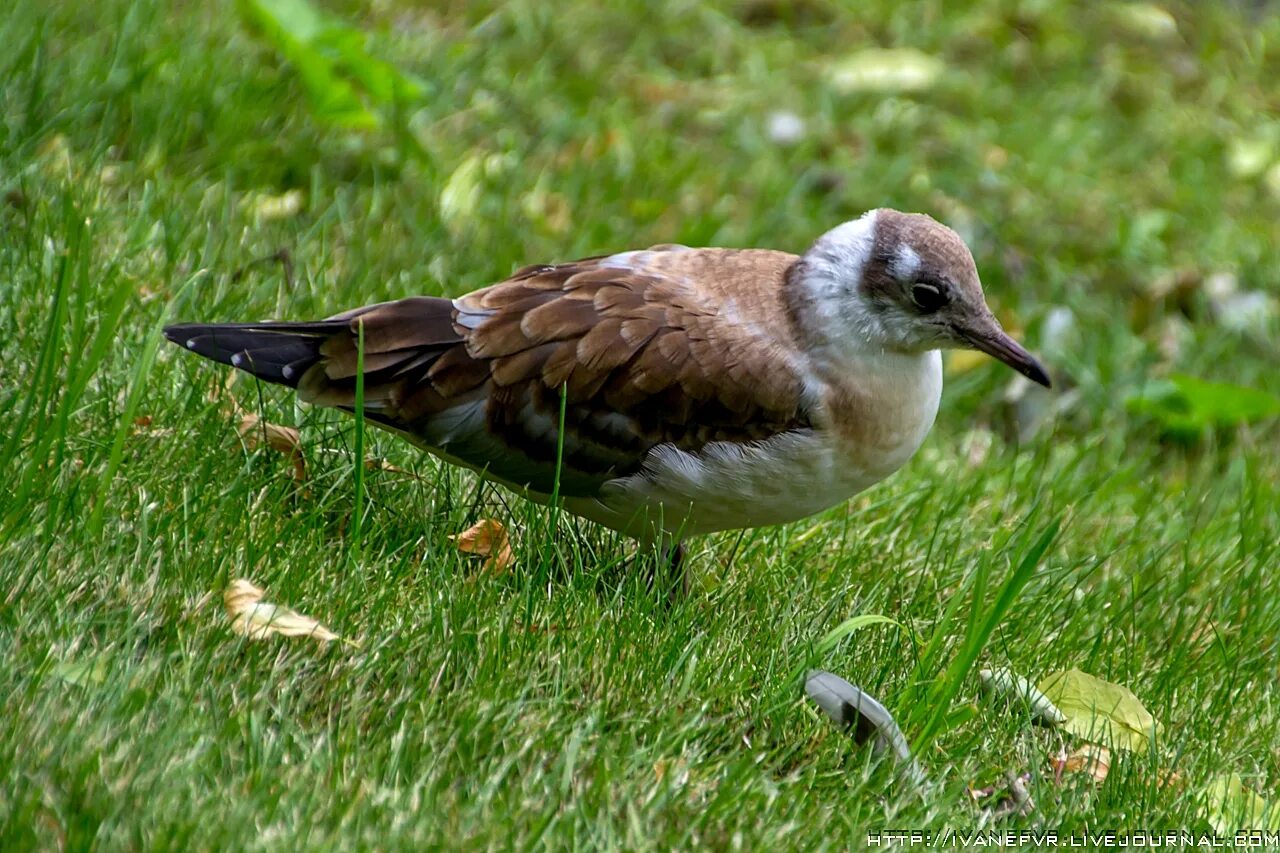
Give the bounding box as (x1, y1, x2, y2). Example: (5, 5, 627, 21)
(2, 0, 1279, 846)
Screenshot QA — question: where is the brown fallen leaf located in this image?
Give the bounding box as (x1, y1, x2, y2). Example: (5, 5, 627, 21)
(364, 456, 422, 479)
(238, 413, 306, 481)
(1053, 744, 1112, 784)
(451, 519, 515, 573)
(223, 578, 343, 643)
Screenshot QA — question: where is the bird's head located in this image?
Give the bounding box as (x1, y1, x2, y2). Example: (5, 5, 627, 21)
(796, 208, 1051, 388)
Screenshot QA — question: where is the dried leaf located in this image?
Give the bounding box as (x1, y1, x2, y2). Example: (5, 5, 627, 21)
(1053, 744, 1112, 784)
(1037, 668, 1161, 752)
(238, 413, 306, 481)
(223, 578, 342, 643)
(364, 456, 420, 478)
(451, 519, 515, 573)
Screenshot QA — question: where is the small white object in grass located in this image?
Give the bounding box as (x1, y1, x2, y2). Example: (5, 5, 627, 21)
(231, 353, 244, 367)
(186, 339, 198, 349)
(1215, 291, 1277, 335)
(827, 48, 944, 95)
(979, 667, 1067, 726)
(766, 111, 807, 146)
(1040, 306, 1078, 362)
(1110, 3, 1179, 41)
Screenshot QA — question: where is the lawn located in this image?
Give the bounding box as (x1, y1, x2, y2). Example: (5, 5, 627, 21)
(2, 0, 1279, 847)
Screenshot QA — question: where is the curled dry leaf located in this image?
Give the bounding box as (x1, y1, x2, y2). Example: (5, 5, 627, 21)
(238, 413, 306, 481)
(223, 578, 342, 643)
(1053, 744, 1112, 784)
(451, 519, 515, 573)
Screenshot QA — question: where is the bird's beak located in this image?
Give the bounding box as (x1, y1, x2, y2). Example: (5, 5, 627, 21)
(958, 322, 1052, 388)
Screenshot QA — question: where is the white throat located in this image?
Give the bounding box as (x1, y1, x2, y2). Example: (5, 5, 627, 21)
(795, 211, 890, 364)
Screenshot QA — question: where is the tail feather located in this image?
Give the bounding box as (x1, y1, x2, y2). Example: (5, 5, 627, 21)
(163, 321, 344, 388)
(163, 296, 467, 398)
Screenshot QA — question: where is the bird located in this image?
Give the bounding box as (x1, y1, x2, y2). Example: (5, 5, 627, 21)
(165, 208, 1049, 588)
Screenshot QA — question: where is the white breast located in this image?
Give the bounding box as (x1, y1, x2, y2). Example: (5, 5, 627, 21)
(573, 350, 943, 540)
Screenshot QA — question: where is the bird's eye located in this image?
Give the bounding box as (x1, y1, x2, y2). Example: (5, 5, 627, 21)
(911, 282, 949, 313)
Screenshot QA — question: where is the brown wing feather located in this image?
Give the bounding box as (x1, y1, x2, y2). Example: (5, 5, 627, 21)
(451, 247, 813, 488)
(170, 247, 812, 499)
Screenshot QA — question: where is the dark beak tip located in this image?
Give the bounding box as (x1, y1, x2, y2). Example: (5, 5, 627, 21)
(1027, 362, 1053, 389)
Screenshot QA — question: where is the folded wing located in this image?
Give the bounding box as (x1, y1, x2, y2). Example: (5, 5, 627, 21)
(164, 246, 813, 498)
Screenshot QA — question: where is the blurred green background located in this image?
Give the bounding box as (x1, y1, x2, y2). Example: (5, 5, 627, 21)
(1, 0, 1278, 846)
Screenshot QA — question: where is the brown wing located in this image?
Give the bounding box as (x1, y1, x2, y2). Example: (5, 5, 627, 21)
(166, 247, 812, 498)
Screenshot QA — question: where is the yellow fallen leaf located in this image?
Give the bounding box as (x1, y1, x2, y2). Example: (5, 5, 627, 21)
(1202, 773, 1280, 833)
(1037, 668, 1162, 753)
(451, 519, 515, 573)
(238, 414, 306, 481)
(1053, 744, 1111, 784)
(223, 578, 343, 643)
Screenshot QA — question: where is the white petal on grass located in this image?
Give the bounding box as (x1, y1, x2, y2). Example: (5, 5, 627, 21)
(1215, 290, 1279, 335)
(765, 111, 807, 146)
(980, 667, 1067, 726)
(223, 578, 342, 643)
(827, 49, 944, 95)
